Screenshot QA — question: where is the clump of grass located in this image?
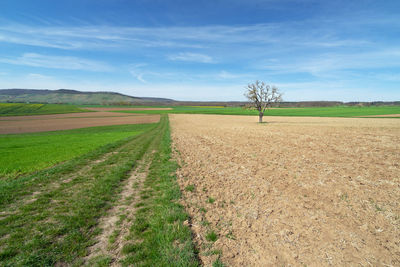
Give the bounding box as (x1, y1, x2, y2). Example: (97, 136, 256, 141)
(206, 231, 218, 242)
(109, 229, 121, 244)
(207, 197, 215, 204)
(213, 258, 225, 267)
(203, 249, 222, 256)
(201, 220, 210, 227)
(185, 184, 195, 192)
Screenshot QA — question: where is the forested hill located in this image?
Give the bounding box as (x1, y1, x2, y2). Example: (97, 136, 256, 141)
(0, 89, 175, 105)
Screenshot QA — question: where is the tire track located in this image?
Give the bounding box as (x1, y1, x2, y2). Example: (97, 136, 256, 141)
(85, 148, 155, 266)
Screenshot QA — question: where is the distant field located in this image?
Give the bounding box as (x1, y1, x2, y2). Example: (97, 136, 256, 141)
(0, 103, 86, 116)
(109, 105, 400, 117)
(0, 123, 156, 179)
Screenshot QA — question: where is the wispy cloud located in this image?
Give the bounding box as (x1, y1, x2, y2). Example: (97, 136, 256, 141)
(26, 73, 53, 79)
(168, 52, 214, 63)
(0, 19, 378, 51)
(0, 53, 113, 72)
(257, 48, 400, 78)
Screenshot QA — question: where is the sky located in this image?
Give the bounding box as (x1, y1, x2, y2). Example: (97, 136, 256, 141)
(0, 0, 399, 101)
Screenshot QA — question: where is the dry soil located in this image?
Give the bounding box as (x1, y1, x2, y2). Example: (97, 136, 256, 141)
(170, 114, 400, 266)
(0, 113, 159, 134)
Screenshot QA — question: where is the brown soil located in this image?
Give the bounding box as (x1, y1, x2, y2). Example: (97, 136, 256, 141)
(357, 114, 400, 118)
(0, 112, 141, 121)
(170, 114, 400, 266)
(84, 107, 172, 111)
(0, 114, 160, 134)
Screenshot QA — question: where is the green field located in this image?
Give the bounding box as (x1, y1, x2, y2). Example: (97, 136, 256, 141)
(0, 103, 87, 116)
(0, 116, 198, 266)
(0, 123, 156, 179)
(108, 105, 400, 117)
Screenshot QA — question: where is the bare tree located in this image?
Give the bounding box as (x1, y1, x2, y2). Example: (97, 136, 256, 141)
(244, 80, 282, 123)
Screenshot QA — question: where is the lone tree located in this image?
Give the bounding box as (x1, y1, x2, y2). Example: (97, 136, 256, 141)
(244, 80, 283, 123)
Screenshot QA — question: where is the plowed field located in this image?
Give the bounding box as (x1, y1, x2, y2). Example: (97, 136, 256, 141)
(170, 114, 400, 266)
(0, 112, 160, 134)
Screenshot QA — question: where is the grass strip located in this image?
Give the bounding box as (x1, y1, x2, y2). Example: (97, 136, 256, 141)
(0, 120, 162, 266)
(121, 116, 199, 267)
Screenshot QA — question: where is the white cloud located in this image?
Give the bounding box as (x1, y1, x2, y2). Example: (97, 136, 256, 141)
(0, 53, 113, 72)
(26, 73, 53, 79)
(0, 19, 373, 51)
(168, 52, 214, 63)
(257, 48, 400, 77)
(129, 70, 146, 83)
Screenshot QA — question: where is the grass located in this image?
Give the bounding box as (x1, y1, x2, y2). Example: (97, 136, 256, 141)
(207, 197, 215, 204)
(0, 116, 198, 266)
(121, 116, 198, 266)
(205, 231, 218, 242)
(0, 103, 86, 116)
(0, 123, 156, 179)
(0, 121, 159, 265)
(185, 184, 195, 192)
(213, 258, 225, 267)
(110, 105, 400, 117)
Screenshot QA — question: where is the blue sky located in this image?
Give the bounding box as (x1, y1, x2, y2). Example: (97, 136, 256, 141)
(0, 0, 399, 101)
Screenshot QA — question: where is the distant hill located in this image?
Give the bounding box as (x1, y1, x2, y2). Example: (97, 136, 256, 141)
(0, 89, 175, 105)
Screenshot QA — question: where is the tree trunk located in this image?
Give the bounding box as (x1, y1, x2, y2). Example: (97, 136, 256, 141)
(259, 112, 263, 123)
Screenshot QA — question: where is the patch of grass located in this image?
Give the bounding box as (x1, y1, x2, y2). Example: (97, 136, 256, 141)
(185, 184, 195, 192)
(201, 220, 211, 227)
(213, 258, 225, 267)
(207, 197, 215, 204)
(0, 123, 155, 179)
(121, 116, 198, 266)
(206, 231, 218, 242)
(203, 249, 222, 256)
(0, 103, 86, 116)
(109, 229, 121, 244)
(87, 255, 113, 267)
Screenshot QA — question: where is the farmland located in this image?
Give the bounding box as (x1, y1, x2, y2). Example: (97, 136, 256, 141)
(170, 114, 400, 266)
(0, 112, 160, 134)
(0, 116, 197, 266)
(0, 103, 86, 116)
(0, 123, 156, 179)
(113, 105, 400, 117)
(0, 104, 399, 266)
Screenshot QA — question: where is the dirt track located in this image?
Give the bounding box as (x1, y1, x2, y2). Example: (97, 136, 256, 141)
(0, 112, 159, 134)
(170, 114, 400, 266)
